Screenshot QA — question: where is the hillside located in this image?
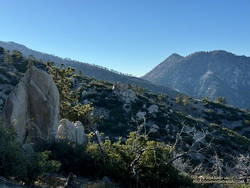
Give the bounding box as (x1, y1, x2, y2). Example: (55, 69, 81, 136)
(1, 47, 250, 178)
(0, 41, 179, 97)
(143, 51, 250, 109)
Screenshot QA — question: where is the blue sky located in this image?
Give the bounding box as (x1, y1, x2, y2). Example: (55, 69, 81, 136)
(0, 0, 249, 76)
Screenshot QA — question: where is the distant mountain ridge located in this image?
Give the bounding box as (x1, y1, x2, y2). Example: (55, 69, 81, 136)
(143, 50, 250, 109)
(0, 41, 179, 97)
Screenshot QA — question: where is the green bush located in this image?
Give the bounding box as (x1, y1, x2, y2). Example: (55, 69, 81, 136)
(86, 132, 193, 187)
(215, 96, 226, 104)
(44, 139, 96, 177)
(0, 124, 26, 178)
(244, 120, 250, 125)
(0, 124, 60, 185)
(175, 96, 190, 106)
(39, 132, 193, 187)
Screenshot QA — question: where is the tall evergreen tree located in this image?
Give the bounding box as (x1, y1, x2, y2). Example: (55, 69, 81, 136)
(46, 63, 93, 125)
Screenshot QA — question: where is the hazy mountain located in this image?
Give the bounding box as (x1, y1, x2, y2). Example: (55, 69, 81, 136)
(143, 50, 250, 109)
(0, 41, 178, 97)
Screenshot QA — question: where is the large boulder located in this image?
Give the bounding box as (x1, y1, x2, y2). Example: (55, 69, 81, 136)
(56, 119, 87, 145)
(4, 65, 60, 143)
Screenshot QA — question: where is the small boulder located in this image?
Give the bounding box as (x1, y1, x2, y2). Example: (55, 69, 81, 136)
(57, 119, 75, 141)
(148, 104, 159, 114)
(56, 119, 87, 145)
(149, 124, 159, 133)
(136, 111, 146, 120)
(74, 121, 87, 145)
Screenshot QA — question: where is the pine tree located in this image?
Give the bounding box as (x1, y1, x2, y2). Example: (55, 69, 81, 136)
(46, 63, 93, 125)
(215, 96, 226, 104)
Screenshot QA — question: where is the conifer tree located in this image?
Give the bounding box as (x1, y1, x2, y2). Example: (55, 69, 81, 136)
(46, 63, 93, 125)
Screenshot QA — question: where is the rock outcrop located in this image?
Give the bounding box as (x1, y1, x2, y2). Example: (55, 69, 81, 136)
(148, 104, 159, 114)
(56, 119, 87, 145)
(112, 82, 137, 103)
(136, 111, 146, 120)
(4, 65, 60, 143)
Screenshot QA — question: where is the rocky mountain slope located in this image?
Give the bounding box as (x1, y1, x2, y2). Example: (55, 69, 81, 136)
(0, 41, 178, 97)
(143, 51, 250, 109)
(1, 47, 250, 175)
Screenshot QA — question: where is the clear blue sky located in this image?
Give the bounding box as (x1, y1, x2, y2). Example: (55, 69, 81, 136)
(0, 0, 249, 76)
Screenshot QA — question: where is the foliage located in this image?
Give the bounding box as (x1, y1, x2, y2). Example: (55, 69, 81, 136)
(43, 139, 95, 176)
(0, 123, 26, 178)
(86, 132, 193, 187)
(46, 63, 93, 125)
(215, 96, 226, 104)
(9, 50, 28, 72)
(157, 93, 167, 103)
(202, 97, 209, 104)
(176, 95, 190, 106)
(38, 131, 193, 187)
(18, 151, 61, 185)
(11, 50, 23, 63)
(231, 185, 250, 188)
(0, 123, 60, 185)
(244, 120, 250, 126)
(132, 85, 145, 94)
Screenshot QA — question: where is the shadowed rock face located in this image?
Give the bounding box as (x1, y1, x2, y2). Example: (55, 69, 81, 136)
(4, 65, 60, 143)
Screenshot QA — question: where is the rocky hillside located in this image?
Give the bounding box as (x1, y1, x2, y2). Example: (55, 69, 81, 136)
(0, 41, 178, 97)
(75, 76, 250, 173)
(1, 47, 250, 175)
(143, 51, 250, 109)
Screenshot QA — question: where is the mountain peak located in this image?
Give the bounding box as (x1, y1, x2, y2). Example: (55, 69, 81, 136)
(163, 53, 184, 63)
(167, 53, 183, 59)
(143, 50, 250, 109)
